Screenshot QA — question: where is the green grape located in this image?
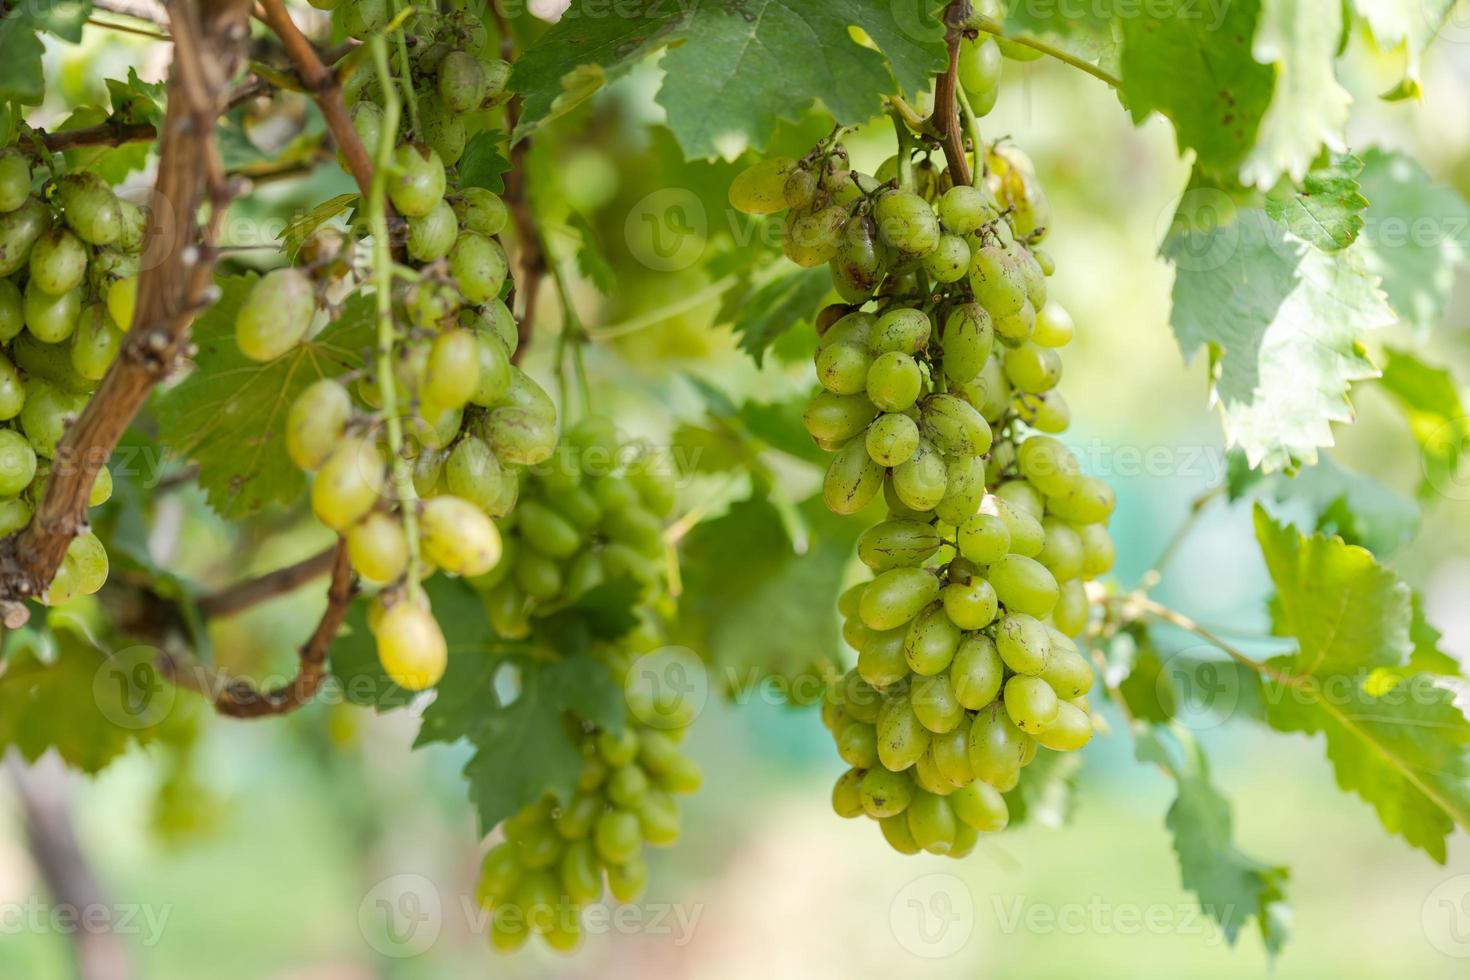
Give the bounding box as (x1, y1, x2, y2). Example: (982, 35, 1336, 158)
(437, 49, 487, 112)
(1052, 578, 1090, 636)
(1004, 675, 1059, 734)
(858, 627, 910, 690)
(966, 704, 1029, 787)
(286, 379, 351, 472)
(347, 511, 408, 584)
(840, 671, 883, 724)
(406, 199, 458, 261)
(930, 720, 974, 786)
(28, 229, 88, 296)
(891, 440, 947, 512)
(518, 499, 583, 558)
(936, 454, 985, 525)
(880, 814, 922, 854)
(1014, 389, 1070, 433)
(937, 185, 992, 235)
(957, 35, 1003, 98)
(832, 768, 866, 818)
(919, 393, 992, 457)
(784, 205, 847, 267)
(603, 504, 664, 556)
(471, 328, 513, 406)
(1016, 434, 1081, 497)
(607, 856, 649, 905)
(876, 692, 932, 771)
(479, 842, 523, 907)
(942, 303, 993, 384)
(0, 150, 30, 213)
(56, 173, 122, 246)
(422, 495, 503, 576)
(0, 198, 51, 277)
(554, 484, 605, 531)
(941, 578, 997, 630)
(784, 167, 818, 210)
(904, 605, 962, 675)
(0, 428, 37, 496)
(115, 200, 145, 254)
(837, 721, 879, 769)
(823, 435, 883, 515)
(729, 156, 798, 215)
(593, 809, 641, 865)
(1035, 701, 1093, 751)
(956, 356, 1012, 424)
(89, 465, 112, 506)
(0, 354, 23, 420)
(342, 102, 384, 172)
(911, 674, 964, 734)
(981, 495, 1043, 556)
(995, 479, 1045, 519)
(1078, 522, 1116, 576)
(956, 512, 1010, 564)
(514, 547, 563, 599)
(553, 792, 601, 840)
(480, 56, 512, 98)
(1040, 641, 1094, 700)
(820, 310, 876, 349)
(860, 764, 915, 818)
(990, 553, 1059, 618)
(23, 281, 82, 344)
(421, 329, 482, 414)
(376, 600, 448, 691)
(236, 268, 315, 362)
(858, 519, 941, 571)
(995, 613, 1051, 675)
(69, 305, 122, 381)
(992, 302, 1036, 345)
(874, 189, 940, 257)
(815, 341, 872, 395)
(452, 187, 509, 237)
(598, 725, 640, 767)
(634, 790, 682, 845)
(450, 231, 509, 304)
(0, 278, 23, 341)
(628, 465, 677, 517)
(485, 406, 558, 465)
(310, 437, 385, 531)
(104, 275, 137, 331)
(831, 221, 881, 303)
(950, 634, 1004, 710)
(388, 144, 447, 217)
(803, 391, 878, 444)
(838, 581, 867, 618)
(969, 245, 1027, 316)
(869, 307, 930, 355)
(950, 780, 1009, 832)
(1004, 342, 1063, 393)
(557, 838, 601, 904)
(1044, 475, 1116, 524)
(1036, 518, 1085, 581)
(418, 92, 467, 166)
(0, 496, 32, 536)
(865, 412, 920, 467)
(906, 790, 957, 854)
(19, 381, 82, 457)
(1033, 300, 1074, 347)
(43, 554, 81, 606)
(607, 764, 650, 808)
(923, 234, 971, 283)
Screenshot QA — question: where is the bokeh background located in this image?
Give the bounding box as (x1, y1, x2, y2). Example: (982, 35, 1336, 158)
(4, 9, 1470, 979)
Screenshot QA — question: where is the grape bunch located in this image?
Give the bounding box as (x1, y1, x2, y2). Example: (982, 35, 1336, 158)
(0, 143, 133, 604)
(471, 423, 701, 953)
(248, 9, 551, 692)
(730, 75, 1115, 856)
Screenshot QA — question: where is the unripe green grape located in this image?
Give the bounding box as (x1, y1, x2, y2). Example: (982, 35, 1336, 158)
(784, 204, 847, 267)
(485, 406, 557, 465)
(830, 214, 881, 301)
(870, 307, 930, 355)
(1033, 300, 1074, 347)
(376, 600, 448, 691)
(557, 839, 601, 905)
(874, 189, 941, 257)
(417, 92, 467, 166)
(42, 553, 81, 606)
(0, 428, 37, 496)
(0, 278, 23, 342)
(652, 753, 702, 794)
(823, 435, 883, 515)
(865, 412, 920, 467)
(1045, 475, 1116, 524)
(839, 582, 866, 619)
(832, 768, 866, 818)
(941, 303, 993, 384)
(967, 704, 1029, 787)
(923, 234, 971, 283)
(784, 167, 817, 210)
(937, 184, 992, 235)
(995, 479, 1045, 519)
(554, 791, 601, 840)
(24, 281, 82, 344)
(942, 578, 997, 630)
(57, 173, 122, 246)
(1014, 389, 1070, 433)
(422, 495, 502, 576)
(919, 393, 992, 457)
(471, 329, 513, 406)
(437, 49, 487, 112)
(904, 605, 962, 676)
(996, 613, 1051, 675)
(105, 275, 137, 331)
(342, 102, 384, 173)
(860, 567, 940, 631)
(837, 721, 879, 769)
(607, 764, 650, 808)
(628, 465, 677, 518)
(803, 390, 878, 444)
(0, 356, 23, 421)
(815, 341, 871, 395)
(1004, 675, 1059, 733)
(406, 198, 457, 262)
(485, 581, 531, 639)
(821, 310, 876, 349)
(115, 200, 146, 254)
(0, 496, 32, 535)
(1035, 701, 1093, 751)
(89, 465, 112, 506)
(950, 779, 1009, 832)
(603, 504, 664, 556)
(955, 355, 1012, 424)
(19, 380, 82, 458)
(1004, 342, 1063, 393)
(858, 519, 941, 571)
(729, 156, 797, 215)
(450, 231, 508, 304)
(514, 546, 563, 599)
(1016, 435, 1081, 498)
(0, 197, 51, 276)
(1040, 641, 1094, 700)
(1036, 518, 1085, 581)
(0, 150, 30, 213)
(860, 766, 914, 818)
(880, 814, 922, 854)
(347, 511, 408, 584)
(1053, 578, 1091, 636)
(419, 331, 481, 415)
(950, 633, 1004, 710)
(554, 484, 605, 530)
(607, 855, 649, 905)
(480, 54, 511, 97)
(598, 725, 639, 766)
(930, 719, 974, 786)
(1078, 522, 1115, 576)
(957, 35, 1004, 99)
(286, 379, 351, 472)
(936, 453, 985, 525)
(28, 229, 88, 297)
(388, 143, 447, 218)
(518, 499, 582, 558)
(452, 187, 509, 236)
(858, 627, 910, 689)
(479, 842, 523, 907)
(992, 301, 1036, 346)
(891, 440, 947, 512)
(957, 512, 1010, 564)
(593, 809, 641, 865)
(876, 692, 932, 771)
(990, 554, 1060, 618)
(237, 268, 315, 362)
(970, 245, 1027, 316)
(910, 673, 964, 734)
(69, 305, 121, 381)
(311, 437, 385, 530)
(905, 790, 957, 854)
(634, 790, 683, 844)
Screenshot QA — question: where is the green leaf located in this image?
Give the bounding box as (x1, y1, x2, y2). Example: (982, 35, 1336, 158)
(1255, 505, 1412, 676)
(1135, 727, 1290, 954)
(1165, 201, 1392, 471)
(0, 17, 46, 105)
(31, 0, 93, 43)
(279, 193, 358, 259)
(1262, 667, 1470, 862)
(155, 277, 375, 519)
(1378, 348, 1469, 501)
(1365, 594, 1464, 695)
(1118, 0, 1275, 177)
(675, 494, 863, 688)
(1356, 148, 1470, 336)
(727, 265, 832, 366)
(567, 211, 616, 295)
(1263, 153, 1367, 252)
(1250, 452, 1419, 557)
(1112, 627, 1178, 724)
(458, 130, 510, 193)
(739, 397, 830, 467)
(1241, 1, 1351, 188)
(509, 1, 948, 159)
(462, 654, 624, 832)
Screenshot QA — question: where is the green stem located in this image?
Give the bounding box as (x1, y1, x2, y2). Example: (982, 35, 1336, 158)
(367, 38, 422, 593)
(890, 108, 916, 191)
(388, 0, 422, 139)
(550, 258, 593, 419)
(1139, 485, 1225, 591)
(955, 84, 984, 184)
(972, 20, 1121, 90)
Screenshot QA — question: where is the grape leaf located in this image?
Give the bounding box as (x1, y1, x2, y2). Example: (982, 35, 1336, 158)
(1356, 148, 1470, 337)
(0, 16, 46, 105)
(1377, 348, 1469, 501)
(30, 0, 92, 43)
(1135, 726, 1291, 954)
(1248, 452, 1419, 557)
(1365, 594, 1464, 695)
(1241, 0, 1351, 188)
(280, 193, 358, 259)
(675, 493, 863, 688)
(1263, 153, 1367, 252)
(1262, 667, 1470, 862)
(568, 211, 617, 295)
(1351, 0, 1458, 95)
(1117, 0, 1275, 177)
(1004, 5, 1120, 75)
(509, 0, 948, 159)
(1255, 505, 1412, 677)
(725, 265, 832, 366)
(462, 653, 624, 832)
(1165, 201, 1392, 471)
(1110, 626, 1177, 724)
(155, 277, 375, 519)
(458, 130, 510, 193)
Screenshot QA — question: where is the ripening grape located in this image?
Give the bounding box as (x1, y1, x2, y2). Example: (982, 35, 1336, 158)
(236, 268, 315, 362)
(375, 599, 448, 691)
(450, 231, 508, 304)
(388, 143, 447, 217)
(56, 173, 122, 246)
(286, 379, 352, 472)
(729, 156, 798, 215)
(311, 437, 385, 531)
(0, 150, 30, 213)
(421, 495, 502, 576)
(347, 511, 409, 584)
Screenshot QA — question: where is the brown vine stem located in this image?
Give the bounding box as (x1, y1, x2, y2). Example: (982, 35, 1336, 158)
(196, 545, 340, 619)
(933, 2, 973, 186)
(158, 540, 356, 718)
(491, 6, 545, 365)
(0, 0, 255, 628)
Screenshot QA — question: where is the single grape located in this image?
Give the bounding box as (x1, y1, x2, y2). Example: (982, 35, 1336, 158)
(105, 275, 137, 331)
(450, 231, 508, 304)
(942, 578, 998, 630)
(1034, 701, 1093, 751)
(421, 495, 503, 576)
(950, 634, 1004, 710)
(57, 173, 122, 246)
(858, 627, 909, 690)
(236, 268, 315, 362)
(869, 307, 930, 355)
(903, 605, 962, 676)
(966, 704, 1029, 787)
(891, 440, 947, 512)
(1078, 522, 1116, 576)
(29, 229, 88, 297)
(0, 353, 24, 420)
(874, 189, 941, 257)
(942, 303, 993, 384)
(19, 380, 83, 458)
(23, 281, 82, 344)
(376, 600, 448, 691)
(68, 531, 109, 595)
(388, 144, 447, 218)
(0, 150, 31, 213)
(347, 511, 409, 584)
(865, 412, 920, 467)
(832, 768, 867, 818)
(417, 92, 467, 166)
(815, 341, 871, 395)
(1004, 342, 1063, 393)
(437, 49, 487, 112)
(995, 613, 1052, 675)
(949, 780, 1009, 832)
(857, 519, 942, 571)
(423, 329, 482, 412)
(406, 198, 458, 262)
(859, 764, 915, 818)
(823, 435, 883, 515)
(911, 673, 964, 733)
(1013, 389, 1071, 433)
(1033, 301, 1075, 347)
(69, 305, 122, 381)
(452, 188, 509, 237)
(1044, 475, 1116, 524)
(784, 205, 847, 267)
(286, 379, 352, 472)
(1036, 518, 1085, 581)
(0, 197, 51, 277)
(0, 428, 38, 496)
(311, 437, 385, 530)
(485, 406, 558, 466)
(729, 157, 798, 215)
(803, 391, 878, 444)
(969, 245, 1027, 316)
